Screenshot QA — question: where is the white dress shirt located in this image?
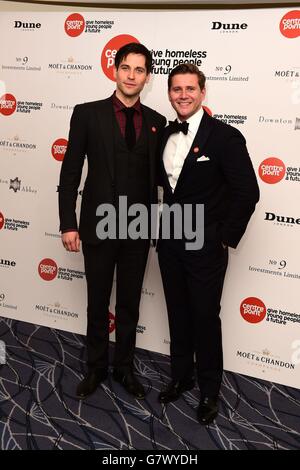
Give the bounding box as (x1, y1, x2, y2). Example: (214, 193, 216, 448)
(163, 107, 204, 192)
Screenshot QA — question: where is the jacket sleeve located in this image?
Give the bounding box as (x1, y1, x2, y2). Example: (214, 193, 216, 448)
(58, 104, 87, 232)
(219, 127, 260, 248)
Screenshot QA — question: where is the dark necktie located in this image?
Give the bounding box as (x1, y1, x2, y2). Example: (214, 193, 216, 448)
(168, 120, 189, 135)
(122, 107, 136, 150)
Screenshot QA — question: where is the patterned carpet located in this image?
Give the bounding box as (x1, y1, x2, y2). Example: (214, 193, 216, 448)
(0, 317, 299, 450)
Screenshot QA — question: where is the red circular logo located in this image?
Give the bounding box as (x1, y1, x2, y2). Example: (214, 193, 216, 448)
(109, 311, 116, 333)
(65, 13, 85, 37)
(38, 258, 58, 281)
(280, 10, 300, 38)
(52, 138, 68, 162)
(0, 212, 4, 230)
(0, 94, 17, 116)
(101, 34, 139, 81)
(258, 157, 286, 184)
(240, 297, 266, 324)
(203, 106, 212, 116)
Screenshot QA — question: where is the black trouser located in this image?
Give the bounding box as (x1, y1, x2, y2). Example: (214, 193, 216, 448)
(158, 237, 228, 397)
(82, 238, 150, 373)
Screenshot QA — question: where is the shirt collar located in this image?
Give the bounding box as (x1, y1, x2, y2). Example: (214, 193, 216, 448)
(177, 107, 204, 135)
(112, 91, 141, 114)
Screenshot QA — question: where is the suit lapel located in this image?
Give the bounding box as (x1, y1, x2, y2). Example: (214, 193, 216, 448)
(96, 97, 115, 181)
(160, 124, 177, 195)
(174, 110, 214, 194)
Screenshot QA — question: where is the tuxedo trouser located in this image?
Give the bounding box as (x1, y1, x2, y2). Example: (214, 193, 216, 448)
(82, 239, 150, 373)
(158, 237, 228, 397)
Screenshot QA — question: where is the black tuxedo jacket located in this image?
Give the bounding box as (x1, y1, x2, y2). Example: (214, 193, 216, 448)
(159, 110, 260, 248)
(59, 97, 166, 244)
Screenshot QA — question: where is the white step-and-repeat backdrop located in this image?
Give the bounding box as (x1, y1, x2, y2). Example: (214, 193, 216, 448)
(1, 8, 300, 388)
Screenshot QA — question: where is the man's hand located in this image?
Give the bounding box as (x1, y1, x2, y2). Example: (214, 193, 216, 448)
(62, 231, 80, 252)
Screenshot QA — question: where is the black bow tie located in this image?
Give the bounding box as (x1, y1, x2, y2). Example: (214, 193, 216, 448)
(168, 120, 189, 135)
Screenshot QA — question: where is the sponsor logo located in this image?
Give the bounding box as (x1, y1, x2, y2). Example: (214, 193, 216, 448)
(211, 21, 248, 32)
(258, 157, 286, 184)
(48, 56, 93, 74)
(141, 287, 155, 298)
(14, 20, 41, 30)
(0, 258, 16, 269)
(240, 297, 266, 324)
(101, 34, 139, 81)
(0, 293, 18, 311)
(275, 69, 300, 79)
(0, 212, 4, 230)
(0, 134, 37, 154)
(136, 324, 146, 334)
(9, 177, 21, 193)
(151, 48, 207, 75)
(213, 112, 247, 126)
(258, 115, 293, 126)
(264, 211, 300, 227)
(279, 10, 300, 38)
(0, 211, 30, 231)
(1, 56, 41, 73)
(38, 258, 85, 282)
(0, 94, 42, 115)
(240, 296, 300, 327)
(51, 138, 68, 162)
(0, 94, 17, 116)
(35, 302, 79, 321)
(38, 258, 58, 281)
(249, 258, 300, 281)
(65, 13, 85, 37)
(64, 13, 114, 37)
(207, 65, 249, 83)
(236, 349, 296, 371)
(4, 177, 37, 195)
(50, 102, 74, 112)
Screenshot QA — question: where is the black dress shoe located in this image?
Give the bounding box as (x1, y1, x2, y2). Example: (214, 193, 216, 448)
(113, 370, 146, 399)
(76, 368, 108, 400)
(158, 379, 195, 404)
(197, 397, 218, 425)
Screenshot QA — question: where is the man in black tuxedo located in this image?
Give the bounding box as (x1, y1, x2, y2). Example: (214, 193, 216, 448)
(59, 43, 166, 400)
(157, 64, 259, 424)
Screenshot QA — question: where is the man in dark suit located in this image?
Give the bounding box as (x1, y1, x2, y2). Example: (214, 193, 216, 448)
(157, 64, 259, 424)
(59, 43, 166, 400)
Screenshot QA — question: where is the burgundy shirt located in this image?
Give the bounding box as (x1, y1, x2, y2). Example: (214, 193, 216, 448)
(112, 91, 142, 140)
(62, 93, 143, 234)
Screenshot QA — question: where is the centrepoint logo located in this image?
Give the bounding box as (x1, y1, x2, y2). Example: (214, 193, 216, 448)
(109, 312, 116, 333)
(0, 212, 4, 230)
(52, 138, 68, 162)
(101, 34, 139, 81)
(65, 13, 85, 37)
(38, 258, 58, 281)
(280, 10, 300, 38)
(240, 297, 266, 324)
(258, 157, 286, 184)
(0, 94, 17, 116)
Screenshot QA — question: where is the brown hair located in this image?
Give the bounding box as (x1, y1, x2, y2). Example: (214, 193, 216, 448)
(168, 63, 206, 90)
